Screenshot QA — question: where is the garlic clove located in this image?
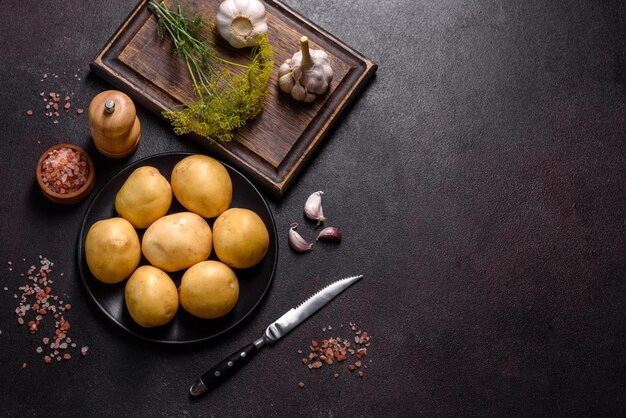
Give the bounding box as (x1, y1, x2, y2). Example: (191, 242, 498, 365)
(279, 74, 295, 93)
(291, 84, 307, 101)
(304, 191, 326, 225)
(254, 21, 268, 35)
(312, 49, 330, 62)
(292, 51, 303, 64)
(304, 76, 325, 95)
(242, 0, 265, 16)
(288, 223, 313, 253)
(278, 62, 294, 89)
(316, 226, 342, 242)
(216, 13, 232, 27)
(291, 66, 303, 83)
(233, 0, 247, 9)
(278, 62, 291, 79)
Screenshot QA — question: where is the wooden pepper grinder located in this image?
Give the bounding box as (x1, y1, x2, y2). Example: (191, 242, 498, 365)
(88, 90, 141, 158)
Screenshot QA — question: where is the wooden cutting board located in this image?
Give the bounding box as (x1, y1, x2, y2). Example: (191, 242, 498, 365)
(91, 0, 377, 197)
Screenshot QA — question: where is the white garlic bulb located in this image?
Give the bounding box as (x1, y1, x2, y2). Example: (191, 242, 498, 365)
(278, 36, 334, 102)
(216, 0, 268, 48)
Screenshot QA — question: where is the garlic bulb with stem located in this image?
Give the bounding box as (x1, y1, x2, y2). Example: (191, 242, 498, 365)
(216, 0, 268, 48)
(278, 36, 333, 102)
(304, 190, 325, 225)
(288, 223, 313, 253)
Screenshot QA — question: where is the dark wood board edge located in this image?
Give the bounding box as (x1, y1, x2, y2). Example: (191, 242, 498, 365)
(90, 0, 378, 198)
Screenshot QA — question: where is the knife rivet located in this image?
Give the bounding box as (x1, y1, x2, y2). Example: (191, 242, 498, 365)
(227, 361, 234, 367)
(240, 352, 246, 358)
(214, 371, 221, 377)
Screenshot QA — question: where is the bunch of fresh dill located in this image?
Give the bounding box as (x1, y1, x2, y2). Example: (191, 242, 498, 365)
(149, 1, 274, 143)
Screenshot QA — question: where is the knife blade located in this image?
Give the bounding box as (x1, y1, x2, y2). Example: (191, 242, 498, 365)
(189, 274, 363, 397)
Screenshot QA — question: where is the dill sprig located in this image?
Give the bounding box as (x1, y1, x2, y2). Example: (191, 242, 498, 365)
(149, 1, 273, 143)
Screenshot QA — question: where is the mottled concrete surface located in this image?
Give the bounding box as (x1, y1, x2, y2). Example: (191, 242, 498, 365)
(1, 0, 625, 416)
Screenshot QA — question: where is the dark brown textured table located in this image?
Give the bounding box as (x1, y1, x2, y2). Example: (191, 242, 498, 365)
(1, 0, 625, 416)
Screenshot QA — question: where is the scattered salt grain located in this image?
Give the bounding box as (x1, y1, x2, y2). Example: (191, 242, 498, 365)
(10, 257, 89, 367)
(299, 322, 372, 387)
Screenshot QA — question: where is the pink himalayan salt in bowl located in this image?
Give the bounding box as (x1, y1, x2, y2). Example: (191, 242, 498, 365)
(36, 144, 95, 204)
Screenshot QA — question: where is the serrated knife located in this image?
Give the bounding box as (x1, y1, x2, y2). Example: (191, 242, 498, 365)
(189, 274, 363, 397)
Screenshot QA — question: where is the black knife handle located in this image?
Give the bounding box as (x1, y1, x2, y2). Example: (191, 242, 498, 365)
(196, 342, 260, 394)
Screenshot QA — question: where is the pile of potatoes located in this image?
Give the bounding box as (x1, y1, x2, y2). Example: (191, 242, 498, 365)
(84, 155, 270, 328)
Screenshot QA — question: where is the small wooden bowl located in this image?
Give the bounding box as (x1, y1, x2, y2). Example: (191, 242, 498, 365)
(36, 144, 96, 204)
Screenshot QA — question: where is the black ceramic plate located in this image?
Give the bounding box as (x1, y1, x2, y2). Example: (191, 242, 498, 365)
(77, 153, 278, 344)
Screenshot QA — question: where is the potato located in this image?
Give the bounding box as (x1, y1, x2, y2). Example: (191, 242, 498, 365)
(171, 155, 232, 218)
(85, 217, 141, 284)
(115, 166, 172, 229)
(125, 265, 179, 328)
(142, 212, 212, 272)
(179, 261, 239, 319)
(212, 208, 269, 269)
